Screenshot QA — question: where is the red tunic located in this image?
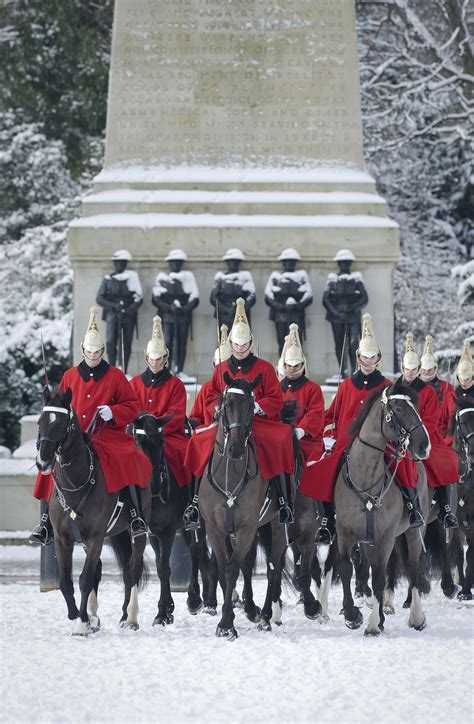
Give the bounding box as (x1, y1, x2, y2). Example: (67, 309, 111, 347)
(34, 363, 152, 500)
(417, 382, 459, 488)
(184, 355, 294, 481)
(440, 383, 474, 446)
(427, 378, 455, 437)
(281, 377, 324, 463)
(129, 370, 191, 487)
(189, 379, 219, 427)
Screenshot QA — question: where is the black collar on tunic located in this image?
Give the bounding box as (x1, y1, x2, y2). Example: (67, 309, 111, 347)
(351, 369, 385, 390)
(456, 384, 474, 400)
(78, 359, 110, 382)
(408, 377, 425, 393)
(140, 367, 172, 389)
(427, 377, 442, 403)
(227, 353, 257, 375)
(281, 375, 308, 393)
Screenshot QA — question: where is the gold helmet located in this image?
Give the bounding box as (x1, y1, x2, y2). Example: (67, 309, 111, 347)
(277, 334, 289, 379)
(145, 316, 168, 360)
(82, 306, 104, 354)
(213, 324, 231, 366)
(456, 339, 473, 381)
(402, 332, 420, 370)
(358, 313, 380, 358)
(229, 298, 253, 345)
(420, 335, 437, 371)
(282, 323, 306, 368)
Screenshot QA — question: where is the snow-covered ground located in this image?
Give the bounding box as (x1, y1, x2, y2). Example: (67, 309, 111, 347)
(1, 544, 472, 724)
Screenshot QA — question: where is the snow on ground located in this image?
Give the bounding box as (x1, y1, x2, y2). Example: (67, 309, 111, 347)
(1, 545, 472, 724)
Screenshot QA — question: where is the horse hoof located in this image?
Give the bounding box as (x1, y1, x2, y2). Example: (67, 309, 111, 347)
(121, 621, 139, 630)
(72, 618, 90, 637)
(383, 605, 395, 616)
(409, 617, 426, 632)
(89, 616, 101, 633)
(304, 602, 322, 621)
(258, 621, 272, 632)
(364, 627, 381, 637)
(153, 613, 174, 626)
(187, 601, 203, 616)
(457, 592, 472, 601)
(215, 625, 238, 641)
(442, 585, 459, 599)
(246, 606, 261, 624)
(345, 609, 363, 630)
(203, 606, 217, 616)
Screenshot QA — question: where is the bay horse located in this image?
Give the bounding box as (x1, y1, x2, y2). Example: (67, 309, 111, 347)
(36, 387, 151, 635)
(451, 397, 474, 600)
(130, 412, 213, 624)
(198, 373, 288, 639)
(333, 378, 431, 635)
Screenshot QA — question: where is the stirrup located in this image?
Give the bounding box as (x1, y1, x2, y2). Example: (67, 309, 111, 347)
(315, 525, 335, 546)
(408, 510, 425, 528)
(130, 517, 147, 540)
(29, 523, 52, 547)
(439, 511, 459, 530)
(183, 504, 201, 531)
(279, 505, 294, 525)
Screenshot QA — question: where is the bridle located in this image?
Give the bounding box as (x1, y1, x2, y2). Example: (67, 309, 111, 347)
(37, 405, 74, 459)
(131, 414, 170, 503)
(218, 385, 254, 457)
(455, 407, 474, 483)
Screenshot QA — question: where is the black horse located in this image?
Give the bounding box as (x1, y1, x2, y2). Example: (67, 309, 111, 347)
(198, 373, 288, 639)
(130, 412, 213, 624)
(36, 387, 151, 635)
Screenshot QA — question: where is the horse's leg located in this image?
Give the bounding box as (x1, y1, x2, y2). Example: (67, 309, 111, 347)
(75, 538, 104, 636)
(296, 534, 321, 621)
(338, 531, 363, 629)
(316, 541, 336, 620)
(203, 550, 219, 614)
(204, 527, 238, 639)
(383, 546, 397, 615)
(185, 528, 205, 615)
(149, 528, 175, 626)
(241, 538, 261, 623)
(363, 544, 391, 636)
(122, 532, 147, 630)
(260, 520, 287, 630)
(87, 557, 102, 632)
(353, 545, 373, 603)
(459, 531, 473, 600)
(403, 528, 427, 631)
(55, 535, 79, 623)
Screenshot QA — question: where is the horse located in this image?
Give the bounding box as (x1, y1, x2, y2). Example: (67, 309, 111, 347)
(333, 377, 431, 635)
(198, 372, 288, 639)
(130, 412, 213, 624)
(450, 397, 474, 600)
(36, 387, 151, 635)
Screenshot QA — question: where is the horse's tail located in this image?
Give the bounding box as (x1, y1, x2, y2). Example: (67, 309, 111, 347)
(108, 531, 150, 591)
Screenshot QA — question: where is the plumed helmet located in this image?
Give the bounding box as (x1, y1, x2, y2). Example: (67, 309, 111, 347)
(229, 298, 253, 345)
(165, 249, 188, 262)
(145, 316, 168, 360)
(333, 248, 356, 262)
(420, 335, 437, 371)
(111, 249, 132, 261)
(222, 248, 245, 261)
(402, 332, 420, 370)
(456, 339, 473, 381)
(277, 334, 290, 378)
(283, 323, 306, 367)
(82, 306, 105, 353)
(278, 247, 301, 262)
(358, 313, 380, 358)
(213, 324, 232, 366)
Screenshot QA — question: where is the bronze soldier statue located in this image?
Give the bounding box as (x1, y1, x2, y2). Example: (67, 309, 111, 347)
(265, 248, 313, 353)
(96, 249, 143, 373)
(210, 248, 256, 331)
(322, 249, 369, 377)
(151, 249, 199, 381)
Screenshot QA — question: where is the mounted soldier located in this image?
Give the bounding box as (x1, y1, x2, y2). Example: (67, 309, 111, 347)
(299, 314, 425, 545)
(400, 332, 459, 529)
(96, 249, 143, 373)
(419, 335, 455, 436)
(129, 315, 191, 490)
(29, 307, 151, 546)
(441, 339, 474, 446)
(322, 249, 369, 377)
(152, 249, 199, 381)
(265, 248, 313, 353)
(183, 298, 294, 528)
(210, 248, 256, 331)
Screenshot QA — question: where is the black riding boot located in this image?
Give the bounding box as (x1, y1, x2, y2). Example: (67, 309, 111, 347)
(402, 486, 425, 528)
(436, 484, 459, 529)
(315, 500, 336, 545)
(29, 499, 53, 546)
(127, 485, 147, 541)
(274, 474, 294, 525)
(183, 476, 201, 530)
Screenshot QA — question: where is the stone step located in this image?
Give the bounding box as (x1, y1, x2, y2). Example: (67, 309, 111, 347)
(82, 189, 387, 217)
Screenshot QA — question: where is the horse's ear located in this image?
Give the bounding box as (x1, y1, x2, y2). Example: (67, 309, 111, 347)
(158, 413, 174, 427)
(250, 373, 263, 390)
(43, 385, 51, 404)
(223, 371, 233, 387)
(392, 375, 403, 393)
(63, 387, 73, 407)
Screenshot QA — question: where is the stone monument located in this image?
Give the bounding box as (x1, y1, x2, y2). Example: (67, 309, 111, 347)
(69, 0, 399, 380)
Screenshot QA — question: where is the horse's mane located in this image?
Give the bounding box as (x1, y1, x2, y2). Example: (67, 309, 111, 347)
(447, 393, 474, 435)
(348, 377, 419, 441)
(218, 376, 254, 406)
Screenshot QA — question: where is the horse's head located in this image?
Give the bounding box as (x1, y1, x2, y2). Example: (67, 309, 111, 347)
(380, 378, 431, 460)
(452, 397, 474, 467)
(36, 386, 74, 473)
(130, 412, 173, 466)
(219, 372, 262, 459)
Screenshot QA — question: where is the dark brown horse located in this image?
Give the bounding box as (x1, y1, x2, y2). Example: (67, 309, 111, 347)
(451, 397, 474, 600)
(198, 373, 287, 639)
(36, 387, 151, 635)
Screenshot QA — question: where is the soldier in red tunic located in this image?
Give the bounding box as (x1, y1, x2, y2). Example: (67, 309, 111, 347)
(277, 323, 324, 466)
(441, 340, 474, 446)
(299, 315, 425, 545)
(419, 335, 455, 437)
(183, 298, 294, 527)
(129, 316, 191, 489)
(400, 332, 458, 529)
(29, 307, 151, 545)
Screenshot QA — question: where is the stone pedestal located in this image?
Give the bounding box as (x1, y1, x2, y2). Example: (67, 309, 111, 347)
(68, 0, 399, 379)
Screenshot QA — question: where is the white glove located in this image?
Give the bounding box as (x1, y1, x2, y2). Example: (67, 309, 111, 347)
(323, 436, 336, 451)
(173, 299, 181, 308)
(295, 427, 305, 440)
(254, 402, 264, 415)
(97, 405, 113, 422)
